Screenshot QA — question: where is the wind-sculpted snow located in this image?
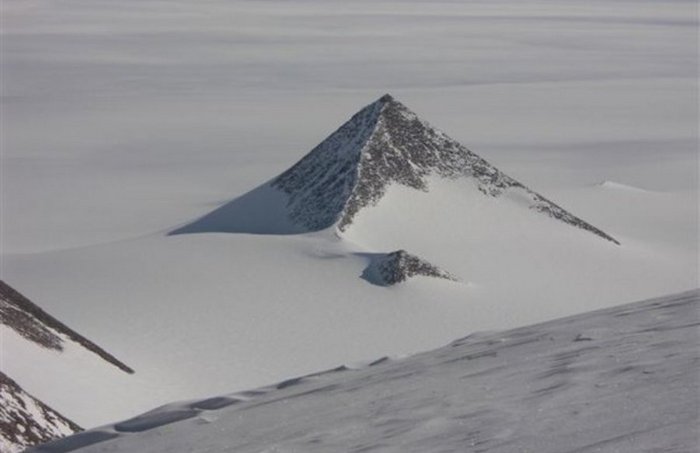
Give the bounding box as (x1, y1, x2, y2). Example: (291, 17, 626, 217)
(36, 289, 699, 452)
(362, 250, 457, 286)
(174, 95, 618, 244)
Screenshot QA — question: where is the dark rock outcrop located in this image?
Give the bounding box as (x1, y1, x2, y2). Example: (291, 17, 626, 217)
(363, 250, 457, 286)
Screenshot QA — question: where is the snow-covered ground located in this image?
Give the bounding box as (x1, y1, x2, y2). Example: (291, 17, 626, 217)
(30, 289, 700, 453)
(1, 0, 697, 431)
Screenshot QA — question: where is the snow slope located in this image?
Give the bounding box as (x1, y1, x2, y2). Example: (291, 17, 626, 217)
(31, 289, 700, 453)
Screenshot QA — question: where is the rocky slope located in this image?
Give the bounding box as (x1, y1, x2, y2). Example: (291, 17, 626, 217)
(0, 372, 80, 453)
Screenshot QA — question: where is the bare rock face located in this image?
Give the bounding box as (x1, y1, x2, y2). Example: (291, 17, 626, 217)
(272, 94, 619, 244)
(0, 280, 133, 374)
(0, 372, 80, 453)
(363, 250, 457, 286)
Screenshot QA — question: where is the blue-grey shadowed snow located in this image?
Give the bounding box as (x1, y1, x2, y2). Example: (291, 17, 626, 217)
(368, 356, 390, 367)
(275, 377, 306, 390)
(303, 365, 349, 378)
(27, 431, 119, 452)
(189, 397, 241, 411)
(169, 182, 304, 235)
(112, 408, 200, 433)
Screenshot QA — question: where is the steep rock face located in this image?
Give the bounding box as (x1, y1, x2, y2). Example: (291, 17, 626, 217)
(0, 280, 133, 374)
(272, 99, 382, 231)
(0, 372, 80, 453)
(363, 250, 456, 286)
(272, 94, 618, 244)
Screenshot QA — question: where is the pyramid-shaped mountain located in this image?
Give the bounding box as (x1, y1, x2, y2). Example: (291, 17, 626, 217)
(172, 94, 618, 245)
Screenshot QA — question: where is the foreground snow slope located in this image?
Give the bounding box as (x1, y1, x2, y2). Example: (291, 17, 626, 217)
(32, 289, 699, 453)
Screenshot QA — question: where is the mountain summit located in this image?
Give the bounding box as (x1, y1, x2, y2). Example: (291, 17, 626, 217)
(173, 94, 618, 245)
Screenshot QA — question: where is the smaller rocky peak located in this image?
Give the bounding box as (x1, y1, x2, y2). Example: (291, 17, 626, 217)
(362, 250, 457, 286)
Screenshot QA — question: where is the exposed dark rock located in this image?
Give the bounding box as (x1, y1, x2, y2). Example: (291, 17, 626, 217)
(363, 250, 457, 286)
(0, 280, 134, 374)
(0, 371, 81, 452)
(273, 94, 619, 244)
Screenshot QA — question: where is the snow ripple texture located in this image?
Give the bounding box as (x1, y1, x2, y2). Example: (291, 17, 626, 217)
(273, 94, 619, 244)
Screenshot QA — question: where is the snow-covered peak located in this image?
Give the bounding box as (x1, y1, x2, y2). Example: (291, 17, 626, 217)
(172, 96, 619, 244)
(186, 94, 619, 244)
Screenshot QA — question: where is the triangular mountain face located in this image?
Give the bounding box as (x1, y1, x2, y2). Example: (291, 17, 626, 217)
(172, 94, 618, 245)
